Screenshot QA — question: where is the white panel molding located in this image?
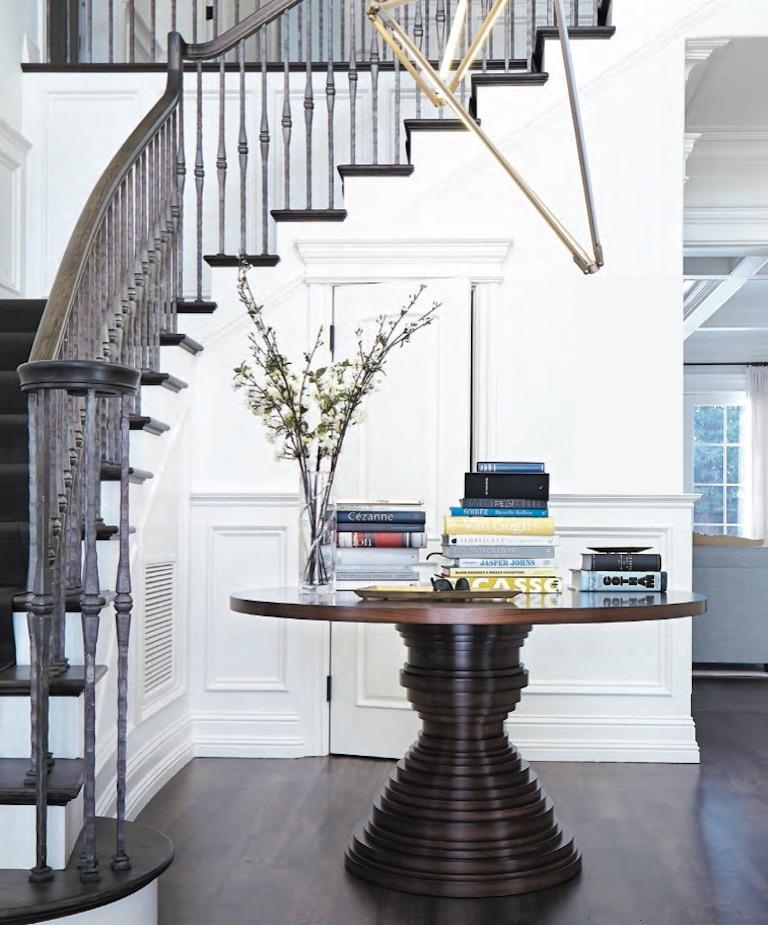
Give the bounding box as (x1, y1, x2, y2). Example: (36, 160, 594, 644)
(191, 491, 299, 507)
(685, 128, 768, 166)
(685, 206, 768, 250)
(294, 237, 513, 283)
(0, 118, 30, 295)
(550, 493, 699, 510)
(204, 524, 289, 692)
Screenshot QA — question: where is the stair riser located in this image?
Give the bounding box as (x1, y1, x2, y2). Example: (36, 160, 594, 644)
(0, 333, 36, 369)
(0, 798, 81, 870)
(0, 696, 83, 759)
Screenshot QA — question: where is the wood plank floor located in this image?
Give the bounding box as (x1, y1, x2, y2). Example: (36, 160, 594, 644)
(138, 679, 768, 924)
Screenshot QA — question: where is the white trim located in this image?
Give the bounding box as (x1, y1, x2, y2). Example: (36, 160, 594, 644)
(294, 237, 513, 283)
(550, 493, 699, 509)
(0, 118, 30, 295)
(190, 491, 299, 507)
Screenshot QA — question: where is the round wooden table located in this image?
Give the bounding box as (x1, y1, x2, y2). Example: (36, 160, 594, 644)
(231, 588, 706, 898)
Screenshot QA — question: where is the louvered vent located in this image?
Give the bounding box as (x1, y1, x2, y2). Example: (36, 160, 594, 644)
(143, 561, 175, 695)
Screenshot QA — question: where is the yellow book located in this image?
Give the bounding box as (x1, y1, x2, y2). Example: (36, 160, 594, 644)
(445, 568, 557, 578)
(461, 575, 563, 593)
(444, 516, 556, 536)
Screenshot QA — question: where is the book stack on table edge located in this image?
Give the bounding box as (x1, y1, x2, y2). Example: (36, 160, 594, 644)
(333, 500, 426, 588)
(570, 550, 667, 593)
(439, 462, 563, 593)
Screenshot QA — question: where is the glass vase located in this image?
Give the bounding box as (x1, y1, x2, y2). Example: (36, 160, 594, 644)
(298, 470, 336, 595)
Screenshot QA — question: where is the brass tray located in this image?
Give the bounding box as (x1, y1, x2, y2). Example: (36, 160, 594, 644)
(354, 585, 523, 602)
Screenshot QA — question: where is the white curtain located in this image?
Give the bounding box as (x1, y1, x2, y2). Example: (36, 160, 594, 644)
(748, 366, 768, 543)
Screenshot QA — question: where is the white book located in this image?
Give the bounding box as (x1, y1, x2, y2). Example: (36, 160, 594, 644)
(443, 534, 558, 547)
(336, 499, 424, 511)
(331, 548, 420, 566)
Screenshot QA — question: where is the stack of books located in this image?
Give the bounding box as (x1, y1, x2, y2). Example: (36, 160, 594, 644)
(570, 549, 667, 592)
(439, 462, 562, 593)
(333, 500, 426, 588)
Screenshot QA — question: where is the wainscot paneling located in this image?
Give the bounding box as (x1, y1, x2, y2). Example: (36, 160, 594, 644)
(188, 493, 329, 758)
(0, 119, 29, 295)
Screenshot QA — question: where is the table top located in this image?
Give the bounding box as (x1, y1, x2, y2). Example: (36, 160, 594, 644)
(230, 587, 707, 626)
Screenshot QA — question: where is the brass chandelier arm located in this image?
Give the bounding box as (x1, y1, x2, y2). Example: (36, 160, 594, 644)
(447, 0, 508, 92)
(552, 0, 604, 267)
(438, 0, 469, 82)
(373, 14, 600, 274)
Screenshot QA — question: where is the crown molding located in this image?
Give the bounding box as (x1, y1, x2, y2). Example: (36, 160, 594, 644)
(685, 38, 730, 80)
(293, 237, 513, 283)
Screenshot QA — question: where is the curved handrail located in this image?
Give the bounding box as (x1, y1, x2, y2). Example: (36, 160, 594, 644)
(32, 0, 299, 363)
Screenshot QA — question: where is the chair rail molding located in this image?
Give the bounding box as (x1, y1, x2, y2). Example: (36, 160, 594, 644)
(0, 118, 31, 295)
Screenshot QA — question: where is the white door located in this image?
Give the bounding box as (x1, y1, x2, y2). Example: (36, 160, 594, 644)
(329, 279, 473, 757)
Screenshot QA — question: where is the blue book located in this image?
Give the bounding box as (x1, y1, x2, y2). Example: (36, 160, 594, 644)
(337, 510, 426, 525)
(449, 507, 549, 518)
(476, 461, 545, 473)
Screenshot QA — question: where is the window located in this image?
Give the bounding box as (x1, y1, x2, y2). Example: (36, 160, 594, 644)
(691, 403, 748, 535)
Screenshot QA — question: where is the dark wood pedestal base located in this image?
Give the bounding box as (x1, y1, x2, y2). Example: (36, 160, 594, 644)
(345, 624, 581, 897)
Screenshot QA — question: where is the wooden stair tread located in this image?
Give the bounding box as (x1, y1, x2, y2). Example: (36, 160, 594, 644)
(0, 665, 107, 697)
(271, 209, 348, 222)
(176, 299, 217, 314)
(139, 371, 188, 392)
(337, 164, 414, 179)
(0, 818, 172, 923)
(0, 758, 83, 806)
(129, 415, 169, 435)
(203, 254, 280, 268)
(159, 331, 204, 354)
(100, 462, 153, 484)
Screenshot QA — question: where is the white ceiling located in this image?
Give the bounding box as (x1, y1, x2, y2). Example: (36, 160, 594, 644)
(684, 38, 768, 367)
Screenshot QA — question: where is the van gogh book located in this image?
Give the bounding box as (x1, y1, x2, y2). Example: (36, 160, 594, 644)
(444, 516, 555, 536)
(475, 462, 545, 473)
(571, 570, 668, 592)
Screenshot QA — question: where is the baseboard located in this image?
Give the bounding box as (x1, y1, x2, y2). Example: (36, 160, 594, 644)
(506, 715, 700, 763)
(96, 715, 194, 821)
(190, 711, 311, 758)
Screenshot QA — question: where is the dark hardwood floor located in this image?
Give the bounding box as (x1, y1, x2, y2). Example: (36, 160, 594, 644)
(138, 679, 768, 924)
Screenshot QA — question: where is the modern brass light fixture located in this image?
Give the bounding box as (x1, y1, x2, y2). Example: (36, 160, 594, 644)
(367, 0, 604, 274)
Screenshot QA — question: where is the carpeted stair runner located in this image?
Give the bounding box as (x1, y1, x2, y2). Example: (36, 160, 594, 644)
(0, 300, 45, 671)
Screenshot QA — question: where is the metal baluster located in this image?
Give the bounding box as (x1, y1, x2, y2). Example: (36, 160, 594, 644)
(111, 394, 133, 871)
(26, 388, 54, 884)
(349, 0, 357, 163)
(394, 7, 402, 157)
(526, 0, 534, 64)
(318, 0, 324, 65)
(150, 0, 156, 62)
(436, 0, 446, 61)
(79, 388, 103, 883)
(370, 33, 379, 163)
(414, 0, 424, 116)
(195, 57, 204, 298)
(572, 0, 579, 26)
(260, 30, 270, 253)
(129, 0, 135, 63)
(340, 0, 346, 59)
(326, 0, 336, 206)
(424, 0, 430, 60)
(172, 0, 177, 30)
(298, 1, 303, 63)
(504, 0, 511, 69)
(86, 0, 92, 62)
(304, 0, 314, 207)
(65, 0, 71, 63)
(482, 0, 488, 71)
(282, 13, 292, 208)
(176, 89, 186, 298)
(217, 15, 227, 254)
(238, 37, 247, 254)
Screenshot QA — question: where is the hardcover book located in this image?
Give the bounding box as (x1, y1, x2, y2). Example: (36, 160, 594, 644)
(442, 545, 557, 560)
(464, 472, 549, 501)
(337, 510, 426, 524)
(449, 507, 549, 518)
(461, 498, 548, 510)
(458, 575, 563, 593)
(443, 534, 557, 547)
(444, 516, 555, 536)
(475, 462, 545, 473)
(571, 570, 668, 592)
(581, 553, 662, 572)
(443, 567, 557, 578)
(335, 500, 423, 510)
(338, 532, 427, 548)
(335, 547, 420, 566)
(337, 522, 424, 533)
(443, 557, 556, 569)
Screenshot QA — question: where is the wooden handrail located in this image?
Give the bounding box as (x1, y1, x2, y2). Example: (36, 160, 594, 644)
(184, 0, 304, 60)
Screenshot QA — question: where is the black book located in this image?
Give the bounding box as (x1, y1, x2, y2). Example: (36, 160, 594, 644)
(461, 497, 548, 510)
(464, 472, 549, 501)
(336, 522, 424, 533)
(581, 553, 662, 572)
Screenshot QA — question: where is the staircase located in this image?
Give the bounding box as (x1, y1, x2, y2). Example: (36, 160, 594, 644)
(0, 0, 614, 919)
